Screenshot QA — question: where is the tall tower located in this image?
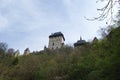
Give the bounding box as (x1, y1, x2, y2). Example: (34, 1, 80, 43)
(48, 32, 65, 50)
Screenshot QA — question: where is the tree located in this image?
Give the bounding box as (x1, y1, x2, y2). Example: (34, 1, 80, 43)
(95, 0, 115, 20)
(0, 42, 8, 58)
(113, 9, 120, 26)
(0, 42, 8, 52)
(86, 0, 119, 24)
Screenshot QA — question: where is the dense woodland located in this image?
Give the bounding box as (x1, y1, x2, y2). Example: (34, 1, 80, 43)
(0, 25, 120, 80)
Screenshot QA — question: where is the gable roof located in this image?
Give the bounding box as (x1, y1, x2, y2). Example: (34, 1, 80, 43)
(49, 32, 65, 41)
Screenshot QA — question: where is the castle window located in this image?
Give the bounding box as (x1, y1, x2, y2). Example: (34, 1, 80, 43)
(61, 43, 64, 46)
(53, 43, 54, 46)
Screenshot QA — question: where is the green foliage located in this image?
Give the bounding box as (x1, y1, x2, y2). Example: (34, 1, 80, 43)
(0, 27, 120, 80)
(12, 57, 19, 65)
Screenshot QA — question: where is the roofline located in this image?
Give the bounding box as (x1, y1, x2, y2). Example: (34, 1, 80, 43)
(49, 35, 65, 41)
(49, 32, 65, 41)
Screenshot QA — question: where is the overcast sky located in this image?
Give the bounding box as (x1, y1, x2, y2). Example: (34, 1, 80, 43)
(0, 0, 117, 54)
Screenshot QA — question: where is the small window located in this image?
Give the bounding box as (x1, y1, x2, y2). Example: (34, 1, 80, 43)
(61, 43, 64, 46)
(53, 43, 54, 46)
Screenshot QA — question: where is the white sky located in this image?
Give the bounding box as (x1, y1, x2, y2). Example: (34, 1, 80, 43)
(0, 0, 118, 54)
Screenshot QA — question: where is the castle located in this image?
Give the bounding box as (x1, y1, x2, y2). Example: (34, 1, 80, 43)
(48, 32, 65, 50)
(74, 37, 86, 47)
(48, 32, 87, 50)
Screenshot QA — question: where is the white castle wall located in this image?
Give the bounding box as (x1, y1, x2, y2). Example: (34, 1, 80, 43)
(48, 36, 64, 49)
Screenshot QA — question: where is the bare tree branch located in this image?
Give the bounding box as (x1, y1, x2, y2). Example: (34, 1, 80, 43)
(86, 0, 119, 23)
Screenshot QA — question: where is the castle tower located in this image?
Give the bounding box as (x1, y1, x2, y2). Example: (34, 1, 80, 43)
(74, 37, 86, 47)
(48, 32, 65, 50)
(24, 48, 30, 56)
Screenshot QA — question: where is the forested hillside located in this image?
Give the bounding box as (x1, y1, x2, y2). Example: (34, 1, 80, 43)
(0, 26, 120, 80)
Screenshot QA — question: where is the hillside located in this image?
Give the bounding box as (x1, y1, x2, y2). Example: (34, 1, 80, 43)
(0, 27, 120, 80)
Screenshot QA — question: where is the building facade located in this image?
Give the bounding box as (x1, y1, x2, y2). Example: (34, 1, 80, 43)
(48, 32, 65, 50)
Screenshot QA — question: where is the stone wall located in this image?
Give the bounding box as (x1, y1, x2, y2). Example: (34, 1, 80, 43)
(48, 36, 64, 49)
